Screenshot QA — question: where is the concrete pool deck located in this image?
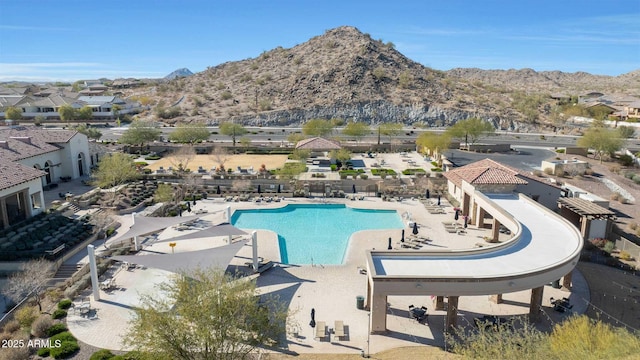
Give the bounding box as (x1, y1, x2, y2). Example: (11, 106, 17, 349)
(67, 196, 589, 354)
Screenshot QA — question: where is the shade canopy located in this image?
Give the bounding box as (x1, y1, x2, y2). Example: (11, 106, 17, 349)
(156, 223, 248, 243)
(111, 240, 249, 274)
(109, 214, 204, 243)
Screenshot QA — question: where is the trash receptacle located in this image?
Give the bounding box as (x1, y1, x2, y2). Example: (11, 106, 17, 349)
(356, 296, 365, 310)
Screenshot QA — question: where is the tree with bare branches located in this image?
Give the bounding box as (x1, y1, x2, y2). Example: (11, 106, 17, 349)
(2, 259, 55, 312)
(169, 146, 196, 174)
(210, 146, 230, 172)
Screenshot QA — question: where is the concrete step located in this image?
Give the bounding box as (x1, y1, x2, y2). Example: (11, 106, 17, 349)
(53, 264, 83, 279)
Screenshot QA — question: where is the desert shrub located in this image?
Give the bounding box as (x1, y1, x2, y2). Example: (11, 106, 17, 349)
(46, 323, 68, 337)
(2, 320, 20, 333)
(619, 251, 633, 261)
(609, 164, 621, 174)
(360, 174, 368, 179)
(629, 222, 639, 231)
(543, 168, 554, 175)
(633, 174, 640, 184)
(549, 315, 640, 359)
(51, 309, 67, 319)
(49, 340, 80, 359)
(446, 316, 547, 358)
(603, 241, 616, 254)
(0, 346, 30, 360)
(144, 155, 161, 160)
(16, 306, 38, 328)
(57, 299, 72, 310)
(37, 347, 51, 357)
(618, 154, 634, 166)
(532, 169, 543, 177)
(610, 192, 621, 201)
(47, 289, 64, 302)
(31, 315, 54, 337)
(90, 349, 115, 360)
(50, 331, 76, 343)
(584, 168, 594, 175)
(555, 148, 565, 153)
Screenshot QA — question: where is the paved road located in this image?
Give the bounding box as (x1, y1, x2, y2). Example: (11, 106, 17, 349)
(446, 147, 555, 171)
(98, 126, 594, 148)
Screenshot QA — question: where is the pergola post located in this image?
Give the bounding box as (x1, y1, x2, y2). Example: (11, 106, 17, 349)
(562, 271, 573, 290)
(88, 245, 100, 301)
(433, 296, 445, 310)
(529, 286, 544, 322)
(489, 294, 503, 304)
(446, 296, 459, 330)
(370, 293, 387, 334)
(492, 218, 501, 241)
(251, 231, 258, 272)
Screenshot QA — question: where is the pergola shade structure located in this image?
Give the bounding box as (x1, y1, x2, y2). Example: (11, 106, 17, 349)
(108, 214, 205, 244)
(111, 240, 249, 274)
(558, 197, 616, 240)
(156, 223, 248, 243)
(365, 191, 583, 333)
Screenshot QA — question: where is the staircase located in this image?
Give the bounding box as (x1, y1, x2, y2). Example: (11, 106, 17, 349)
(53, 263, 83, 280)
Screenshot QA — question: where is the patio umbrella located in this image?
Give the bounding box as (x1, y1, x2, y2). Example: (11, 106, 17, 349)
(401, 229, 405, 242)
(437, 195, 441, 206)
(310, 308, 316, 328)
(187, 202, 191, 213)
(216, 185, 221, 195)
(426, 189, 430, 199)
(412, 222, 419, 235)
(277, 184, 281, 193)
(257, 184, 261, 194)
(352, 184, 356, 194)
(454, 210, 459, 221)
(388, 237, 392, 250)
(464, 216, 468, 228)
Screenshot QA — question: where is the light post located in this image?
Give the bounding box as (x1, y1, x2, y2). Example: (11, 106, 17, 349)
(366, 311, 371, 357)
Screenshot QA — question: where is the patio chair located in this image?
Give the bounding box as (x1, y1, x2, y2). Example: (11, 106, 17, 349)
(334, 320, 345, 340)
(315, 321, 327, 340)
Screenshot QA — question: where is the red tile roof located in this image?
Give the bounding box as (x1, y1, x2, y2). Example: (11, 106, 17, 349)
(444, 158, 530, 187)
(295, 137, 341, 150)
(0, 126, 78, 190)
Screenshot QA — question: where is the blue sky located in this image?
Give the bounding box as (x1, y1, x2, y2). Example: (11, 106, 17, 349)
(0, 0, 638, 82)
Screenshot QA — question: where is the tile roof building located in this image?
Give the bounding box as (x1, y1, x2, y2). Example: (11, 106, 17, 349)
(0, 126, 89, 229)
(444, 159, 562, 222)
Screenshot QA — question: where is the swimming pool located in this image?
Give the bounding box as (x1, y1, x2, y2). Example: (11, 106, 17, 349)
(231, 204, 403, 265)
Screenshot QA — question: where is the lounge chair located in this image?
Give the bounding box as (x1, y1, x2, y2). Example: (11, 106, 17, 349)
(334, 320, 345, 340)
(315, 321, 327, 340)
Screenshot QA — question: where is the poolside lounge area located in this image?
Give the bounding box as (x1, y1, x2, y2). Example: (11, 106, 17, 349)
(66, 195, 588, 354)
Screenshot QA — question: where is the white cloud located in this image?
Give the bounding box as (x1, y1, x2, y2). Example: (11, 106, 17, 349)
(0, 62, 165, 82)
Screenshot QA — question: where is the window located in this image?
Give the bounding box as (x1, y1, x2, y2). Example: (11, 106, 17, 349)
(31, 192, 42, 209)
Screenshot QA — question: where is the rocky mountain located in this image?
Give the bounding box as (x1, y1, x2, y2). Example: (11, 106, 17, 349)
(130, 26, 638, 131)
(164, 68, 193, 80)
(445, 68, 640, 93)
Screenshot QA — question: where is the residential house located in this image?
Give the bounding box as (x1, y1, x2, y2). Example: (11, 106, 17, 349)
(0, 126, 90, 229)
(443, 159, 562, 224)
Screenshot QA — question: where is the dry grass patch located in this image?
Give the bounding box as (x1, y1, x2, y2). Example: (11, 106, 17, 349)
(145, 154, 289, 173)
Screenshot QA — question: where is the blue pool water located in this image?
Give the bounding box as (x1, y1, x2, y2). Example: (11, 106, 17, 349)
(231, 204, 403, 265)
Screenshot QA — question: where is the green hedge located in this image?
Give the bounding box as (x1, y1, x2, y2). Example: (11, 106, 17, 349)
(371, 168, 397, 176)
(51, 309, 67, 319)
(90, 349, 115, 360)
(50, 341, 80, 359)
(58, 299, 72, 310)
(402, 168, 426, 175)
(46, 323, 68, 337)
